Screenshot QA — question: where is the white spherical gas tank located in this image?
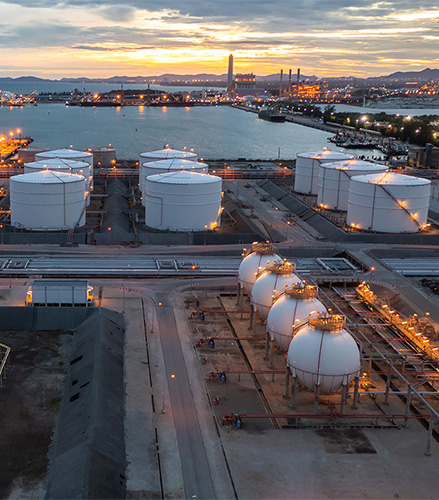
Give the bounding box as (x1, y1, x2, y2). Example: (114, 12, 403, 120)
(267, 284, 326, 350)
(287, 312, 360, 393)
(238, 243, 283, 295)
(251, 262, 302, 319)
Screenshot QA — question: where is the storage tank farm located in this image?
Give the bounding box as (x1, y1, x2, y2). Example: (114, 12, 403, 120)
(250, 261, 302, 321)
(143, 171, 222, 231)
(24, 158, 91, 205)
(347, 171, 431, 233)
(10, 171, 87, 230)
(294, 148, 353, 195)
(287, 312, 361, 404)
(35, 149, 94, 190)
(139, 158, 208, 195)
(317, 159, 388, 211)
(237, 242, 284, 301)
(266, 283, 327, 350)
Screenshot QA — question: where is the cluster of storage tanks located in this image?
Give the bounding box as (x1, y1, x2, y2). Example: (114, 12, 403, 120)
(10, 148, 93, 231)
(237, 243, 361, 395)
(12, 145, 223, 232)
(139, 147, 223, 232)
(294, 148, 431, 233)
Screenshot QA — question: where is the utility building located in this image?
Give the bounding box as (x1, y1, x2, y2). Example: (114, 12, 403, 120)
(27, 280, 93, 307)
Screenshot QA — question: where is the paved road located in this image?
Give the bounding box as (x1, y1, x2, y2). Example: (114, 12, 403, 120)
(154, 291, 216, 500)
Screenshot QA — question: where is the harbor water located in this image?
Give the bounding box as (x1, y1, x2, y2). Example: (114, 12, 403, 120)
(0, 104, 339, 160)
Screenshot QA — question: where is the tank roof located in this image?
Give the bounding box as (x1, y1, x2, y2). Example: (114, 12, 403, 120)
(87, 147, 115, 152)
(20, 146, 48, 152)
(351, 171, 430, 186)
(139, 148, 197, 159)
(321, 159, 387, 171)
(141, 158, 207, 170)
(37, 148, 92, 158)
(297, 148, 352, 160)
(259, 261, 296, 276)
(146, 171, 221, 184)
(309, 312, 346, 332)
(284, 283, 318, 300)
(25, 158, 90, 169)
(11, 171, 85, 184)
(242, 241, 277, 258)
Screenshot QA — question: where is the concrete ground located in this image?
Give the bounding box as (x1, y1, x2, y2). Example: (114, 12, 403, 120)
(2, 277, 439, 499)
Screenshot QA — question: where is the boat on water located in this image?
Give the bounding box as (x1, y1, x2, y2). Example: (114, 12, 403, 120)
(258, 104, 286, 122)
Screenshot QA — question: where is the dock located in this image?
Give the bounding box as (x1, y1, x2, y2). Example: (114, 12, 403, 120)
(0, 137, 32, 162)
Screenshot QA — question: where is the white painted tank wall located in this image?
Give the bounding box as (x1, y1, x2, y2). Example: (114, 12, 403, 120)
(140, 159, 208, 194)
(267, 295, 327, 350)
(318, 160, 387, 211)
(88, 147, 116, 168)
(287, 322, 360, 393)
(295, 149, 352, 195)
(10, 171, 86, 230)
(347, 172, 431, 233)
(238, 252, 283, 295)
(143, 171, 222, 231)
(251, 271, 302, 319)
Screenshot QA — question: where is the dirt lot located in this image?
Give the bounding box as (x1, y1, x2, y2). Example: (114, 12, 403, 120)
(0, 330, 72, 498)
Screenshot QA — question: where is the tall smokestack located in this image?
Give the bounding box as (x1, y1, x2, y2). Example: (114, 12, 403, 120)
(297, 68, 300, 85)
(288, 69, 292, 94)
(227, 54, 234, 91)
(280, 69, 283, 96)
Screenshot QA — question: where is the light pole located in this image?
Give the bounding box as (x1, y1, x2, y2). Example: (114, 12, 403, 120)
(0, 224, 3, 245)
(162, 374, 175, 414)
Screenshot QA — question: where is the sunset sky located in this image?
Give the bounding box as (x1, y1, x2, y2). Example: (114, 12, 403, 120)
(1, 0, 439, 78)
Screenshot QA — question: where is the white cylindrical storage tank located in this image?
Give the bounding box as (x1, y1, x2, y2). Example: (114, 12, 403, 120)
(287, 312, 360, 394)
(143, 171, 222, 231)
(17, 147, 48, 164)
(36, 148, 93, 166)
(267, 284, 327, 350)
(10, 171, 86, 230)
(251, 262, 302, 319)
(140, 159, 208, 194)
(139, 148, 197, 167)
(238, 242, 283, 295)
(347, 172, 431, 233)
(36, 148, 94, 189)
(87, 147, 116, 168)
(318, 159, 387, 211)
(24, 158, 91, 191)
(295, 148, 352, 195)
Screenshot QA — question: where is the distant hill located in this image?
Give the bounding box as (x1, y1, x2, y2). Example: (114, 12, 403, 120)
(59, 74, 228, 84)
(0, 76, 51, 82)
(1, 68, 439, 85)
(370, 68, 439, 82)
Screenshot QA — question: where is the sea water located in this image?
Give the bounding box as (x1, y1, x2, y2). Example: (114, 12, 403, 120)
(0, 104, 338, 160)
